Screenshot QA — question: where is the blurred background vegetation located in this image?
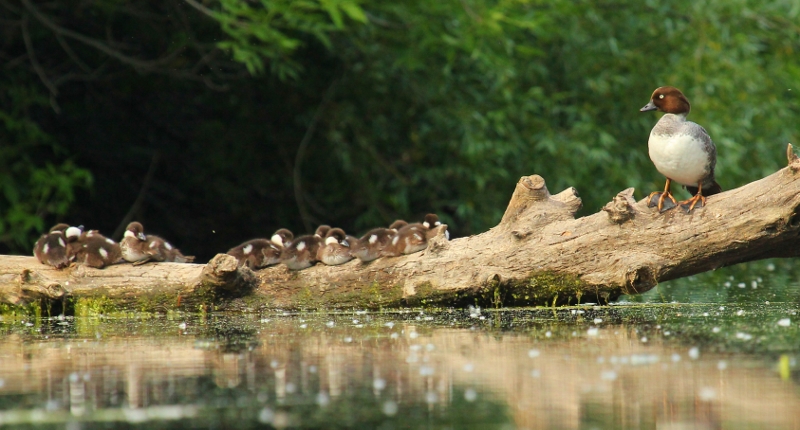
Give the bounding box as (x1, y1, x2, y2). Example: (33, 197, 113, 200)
(1, 0, 798, 262)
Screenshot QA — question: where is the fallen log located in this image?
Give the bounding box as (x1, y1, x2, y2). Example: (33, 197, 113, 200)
(2, 145, 800, 313)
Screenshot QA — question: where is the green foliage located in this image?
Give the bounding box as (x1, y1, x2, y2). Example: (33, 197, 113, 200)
(209, 0, 799, 233)
(212, 0, 367, 79)
(2, 0, 799, 259)
(0, 79, 93, 252)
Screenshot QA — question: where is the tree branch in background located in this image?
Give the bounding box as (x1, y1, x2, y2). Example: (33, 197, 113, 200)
(113, 151, 161, 241)
(293, 77, 339, 233)
(21, 0, 184, 71)
(21, 15, 59, 100)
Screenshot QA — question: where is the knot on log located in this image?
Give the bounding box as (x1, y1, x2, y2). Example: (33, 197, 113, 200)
(624, 265, 657, 294)
(602, 188, 637, 224)
(199, 254, 257, 297)
(511, 229, 532, 240)
(425, 225, 451, 255)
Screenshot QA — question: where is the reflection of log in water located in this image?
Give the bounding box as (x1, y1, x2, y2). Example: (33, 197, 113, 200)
(0, 319, 799, 428)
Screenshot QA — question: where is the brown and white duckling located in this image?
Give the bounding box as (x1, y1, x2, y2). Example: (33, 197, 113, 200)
(351, 220, 408, 263)
(422, 213, 449, 240)
(280, 225, 329, 270)
(227, 228, 293, 269)
(382, 214, 446, 257)
(121, 221, 195, 265)
(33, 223, 72, 269)
(227, 239, 280, 269)
(65, 226, 122, 269)
(270, 228, 294, 248)
(316, 228, 353, 265)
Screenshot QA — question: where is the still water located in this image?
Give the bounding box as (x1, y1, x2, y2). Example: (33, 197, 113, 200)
(1, 260, 800, 429)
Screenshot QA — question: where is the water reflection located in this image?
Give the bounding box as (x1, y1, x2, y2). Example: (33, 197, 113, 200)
(0, 309, 799, 429)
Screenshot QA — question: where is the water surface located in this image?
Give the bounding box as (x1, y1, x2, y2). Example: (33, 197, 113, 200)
(1, 260, 800, 429)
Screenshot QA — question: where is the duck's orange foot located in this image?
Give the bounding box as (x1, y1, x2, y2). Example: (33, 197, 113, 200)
(646, 191, 677, 212)
(679, 194, 707, 213)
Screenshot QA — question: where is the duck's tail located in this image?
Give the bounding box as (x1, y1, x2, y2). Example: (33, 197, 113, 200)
(686, 180, 722, 197)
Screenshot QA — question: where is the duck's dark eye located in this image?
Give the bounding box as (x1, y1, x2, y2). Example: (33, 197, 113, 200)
(658, 94, 665, 99)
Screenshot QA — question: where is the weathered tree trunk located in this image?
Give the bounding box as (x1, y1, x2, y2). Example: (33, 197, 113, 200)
(2, 146, 800, 313)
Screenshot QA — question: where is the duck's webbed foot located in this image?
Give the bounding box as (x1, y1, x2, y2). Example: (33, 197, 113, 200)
(678, 193, 706, 213)
(646, 190, 677, 212)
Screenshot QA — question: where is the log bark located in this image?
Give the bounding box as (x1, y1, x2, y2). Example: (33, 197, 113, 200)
(2, 145, 800, 312)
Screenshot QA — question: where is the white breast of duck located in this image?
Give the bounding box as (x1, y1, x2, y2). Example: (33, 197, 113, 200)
(648, 113, 714, 187)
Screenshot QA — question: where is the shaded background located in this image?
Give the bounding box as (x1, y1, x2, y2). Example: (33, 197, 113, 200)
(1, 0, 798, 262)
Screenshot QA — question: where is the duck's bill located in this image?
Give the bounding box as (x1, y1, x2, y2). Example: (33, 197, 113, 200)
(640, 101, 657, 112)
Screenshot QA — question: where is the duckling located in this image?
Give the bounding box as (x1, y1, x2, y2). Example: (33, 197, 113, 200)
(280, 225, 329, 270)
(382, 214, 446, 257)
(351, 220, 407, 263)
(227, 239, 281, 269)
(317, 228, 353, 265)
(270, 228, 294, 247)
(33, 223, 72, 269)
(65, 226, 122, 269)
(121, 221, 195, 265)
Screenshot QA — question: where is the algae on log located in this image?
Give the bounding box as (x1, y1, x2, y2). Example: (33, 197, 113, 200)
(2, 145, 800, 313)
(0, 253, 255, 313)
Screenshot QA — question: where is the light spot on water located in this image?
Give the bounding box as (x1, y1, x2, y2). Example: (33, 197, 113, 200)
(419, 366, 434, 376)
(698, 387, 716, 401)
(463, 363, 474, 372)
(640, 336, 648, 343)
(258, 407, 274, 424)
(316, 392, 330, 406)
(736, 310, 745, 316)
(671, 353, 681, 362)
(545, 331, 552, 338)
(688, 347, 700, 360)
(717, 361, 727, 370)
(587, 327, 599, 337)
(712, 327, 721, 333)
(767, 263, 776, 271)
(343, 337, 353, 343)
(409, 331, 419, 339)
(373, 378, 386, 391)
(601, 370, 617, 381)
(528, 349, 540, 358)
(736, 332, 753, 341)
(737, 282, 746, 288)
(178, 322, 187, 330)
(530, 369, 541, 378)
(464, 388, 477, 402)
(285, 382, 296, 394)
(593, 318, 603, 324)
(778, 318, 791, 327)
(326, 321, 335, 328)
(425, 391, 438, 404)
(299, 324, 307, 329)
(382, 400, 398, 416)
